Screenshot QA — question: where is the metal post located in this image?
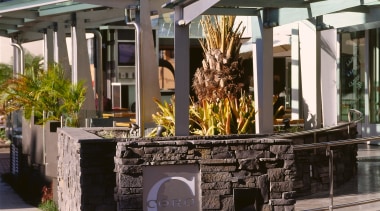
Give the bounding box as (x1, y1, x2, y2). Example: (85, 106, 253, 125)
(11, 42, 24, 75)
(90, 30, 104, 116)
(327, 146, 334, 211)
(126, 5, 143, 137)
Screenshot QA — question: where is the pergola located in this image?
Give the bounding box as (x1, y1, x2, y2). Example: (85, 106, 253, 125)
(1, 0, 380, 136)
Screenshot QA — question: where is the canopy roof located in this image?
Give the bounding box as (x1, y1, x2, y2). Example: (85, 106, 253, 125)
(1, 0, 380, 42)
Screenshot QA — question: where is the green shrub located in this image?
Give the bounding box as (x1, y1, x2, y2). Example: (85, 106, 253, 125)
(0, 63, 86, 127)
(38, 200, 58, 211)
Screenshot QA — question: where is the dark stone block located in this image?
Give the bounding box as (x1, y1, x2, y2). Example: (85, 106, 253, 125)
(202, 195, 220, 209)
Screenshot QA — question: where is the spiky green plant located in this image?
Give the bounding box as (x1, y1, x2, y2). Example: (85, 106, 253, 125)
(148, 94, 255, 137)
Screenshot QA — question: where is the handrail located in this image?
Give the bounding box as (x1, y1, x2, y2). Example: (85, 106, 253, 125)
(293, 135, 380, 151)
(294, 135, 380, 211)
(273, 109, 363, 139)
(284, 109, 369, 211)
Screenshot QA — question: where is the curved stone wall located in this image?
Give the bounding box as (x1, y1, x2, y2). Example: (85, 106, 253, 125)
(56, 124, 358, 211)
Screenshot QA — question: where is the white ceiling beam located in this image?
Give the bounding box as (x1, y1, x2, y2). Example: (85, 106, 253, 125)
(0, 23, 18, 30)
(215, 0, 309, 8)
(39, 4, 101, 16)
(0, 0, 69, 13)
(2, 10, 39, 19)
(323, 6, 380, 31)
(75, 0, 172, 14)
(181, 0, 220, 25)
(0, 18, 24, 25)
(76, 8, 125, 23)
(204, 7, 259, 16)
(266, 0, 380, 26)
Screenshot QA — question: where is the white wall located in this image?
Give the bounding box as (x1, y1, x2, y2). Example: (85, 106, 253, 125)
(0, 36, 44, 65)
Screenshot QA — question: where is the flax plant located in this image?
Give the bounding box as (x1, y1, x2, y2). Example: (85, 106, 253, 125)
(148, 94, 255, 137)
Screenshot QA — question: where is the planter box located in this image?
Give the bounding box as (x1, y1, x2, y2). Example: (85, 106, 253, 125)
(56, 124, 358, 211)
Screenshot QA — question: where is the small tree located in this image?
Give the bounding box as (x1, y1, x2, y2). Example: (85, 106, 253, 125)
(192, 15, 248, 103)
(0, 63, 86, 127)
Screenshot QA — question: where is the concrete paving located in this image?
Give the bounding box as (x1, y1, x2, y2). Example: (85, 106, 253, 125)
(0, 146, 40, 211)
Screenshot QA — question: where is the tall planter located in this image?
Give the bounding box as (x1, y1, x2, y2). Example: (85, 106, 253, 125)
(14, 114, 61, 204)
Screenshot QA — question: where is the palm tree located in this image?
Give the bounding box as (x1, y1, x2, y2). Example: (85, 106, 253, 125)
(192, 15, 248, 102)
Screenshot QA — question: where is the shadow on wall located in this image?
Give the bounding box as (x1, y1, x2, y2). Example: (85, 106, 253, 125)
(303, 103, 316, 130)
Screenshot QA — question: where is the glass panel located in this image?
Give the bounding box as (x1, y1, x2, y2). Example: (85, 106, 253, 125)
(339, 31, 365, 121)
(369, 28, 380, 123)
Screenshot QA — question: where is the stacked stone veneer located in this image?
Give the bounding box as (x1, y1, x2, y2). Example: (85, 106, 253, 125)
(114, 136, 296, 211)
(57, 128, 118, 211)
(291, 124, 358, 196)
(56, 124, 358, 211)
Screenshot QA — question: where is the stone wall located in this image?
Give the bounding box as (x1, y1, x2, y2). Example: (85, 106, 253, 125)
(114, 137, 296, 211)
(57, 128, 118, 211)
(56, 124, 358, 211)
(289, 124, 358, 196)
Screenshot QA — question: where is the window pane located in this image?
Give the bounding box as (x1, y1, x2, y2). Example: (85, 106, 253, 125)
(339, 32, 365, 121)
(369, 29, 380, 123)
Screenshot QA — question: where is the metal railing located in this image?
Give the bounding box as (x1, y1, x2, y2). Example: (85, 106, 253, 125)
(286, 109, 380, 210)
(273, 109, 363, 141)
(294, 135, 380, 211)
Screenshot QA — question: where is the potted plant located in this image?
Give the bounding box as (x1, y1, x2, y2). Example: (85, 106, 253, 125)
(0, 62, 86, 206)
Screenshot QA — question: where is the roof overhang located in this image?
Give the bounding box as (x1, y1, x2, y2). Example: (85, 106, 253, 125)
(1, 0, 380, 43)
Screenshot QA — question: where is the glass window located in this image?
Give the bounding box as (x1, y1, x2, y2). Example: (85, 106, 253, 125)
(369, 28, 380, 123)
(339, 31, 365, 121)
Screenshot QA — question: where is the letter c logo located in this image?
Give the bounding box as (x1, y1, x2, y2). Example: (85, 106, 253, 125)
(146, 176, 195, 211)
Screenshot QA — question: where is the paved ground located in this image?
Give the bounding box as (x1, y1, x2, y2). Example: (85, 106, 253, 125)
(0, 146, 40, 211)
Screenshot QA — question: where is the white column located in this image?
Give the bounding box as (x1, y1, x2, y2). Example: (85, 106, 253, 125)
(139, 0, 161, 131)
(320, 29, 338, 127)
(43, 28, 54, 70)
(55, 22, 71, 78)
(291, 24, 301, 119)
(299, 20, 321, 129)
(72, 15, 96, 124)
(252, 15, 274, 134)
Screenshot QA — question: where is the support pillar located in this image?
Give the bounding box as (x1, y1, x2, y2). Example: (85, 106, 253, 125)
(139, 0, 161, 131)
(291, 24, 301, 119)
(252, 15, 274, 134)
(320, 29, 338, 127)
(43, 28, 54, 70)
(71, 14, 96, 125)
(55, 22, 71, 79)
(174, 5, 190, 136)
(299, 20, 321, 129)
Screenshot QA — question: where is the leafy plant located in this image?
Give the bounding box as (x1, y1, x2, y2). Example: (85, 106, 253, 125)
(148, 94, 256, 137)
(190, 94, 256, 135)
(149, 97, 175, 137)
(38, 200, 58, 211)
(0, 128, 7, 140)
(0, 63, 86, 127)
(0, 63, 13, 85)
(38, 184, 58, 211)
